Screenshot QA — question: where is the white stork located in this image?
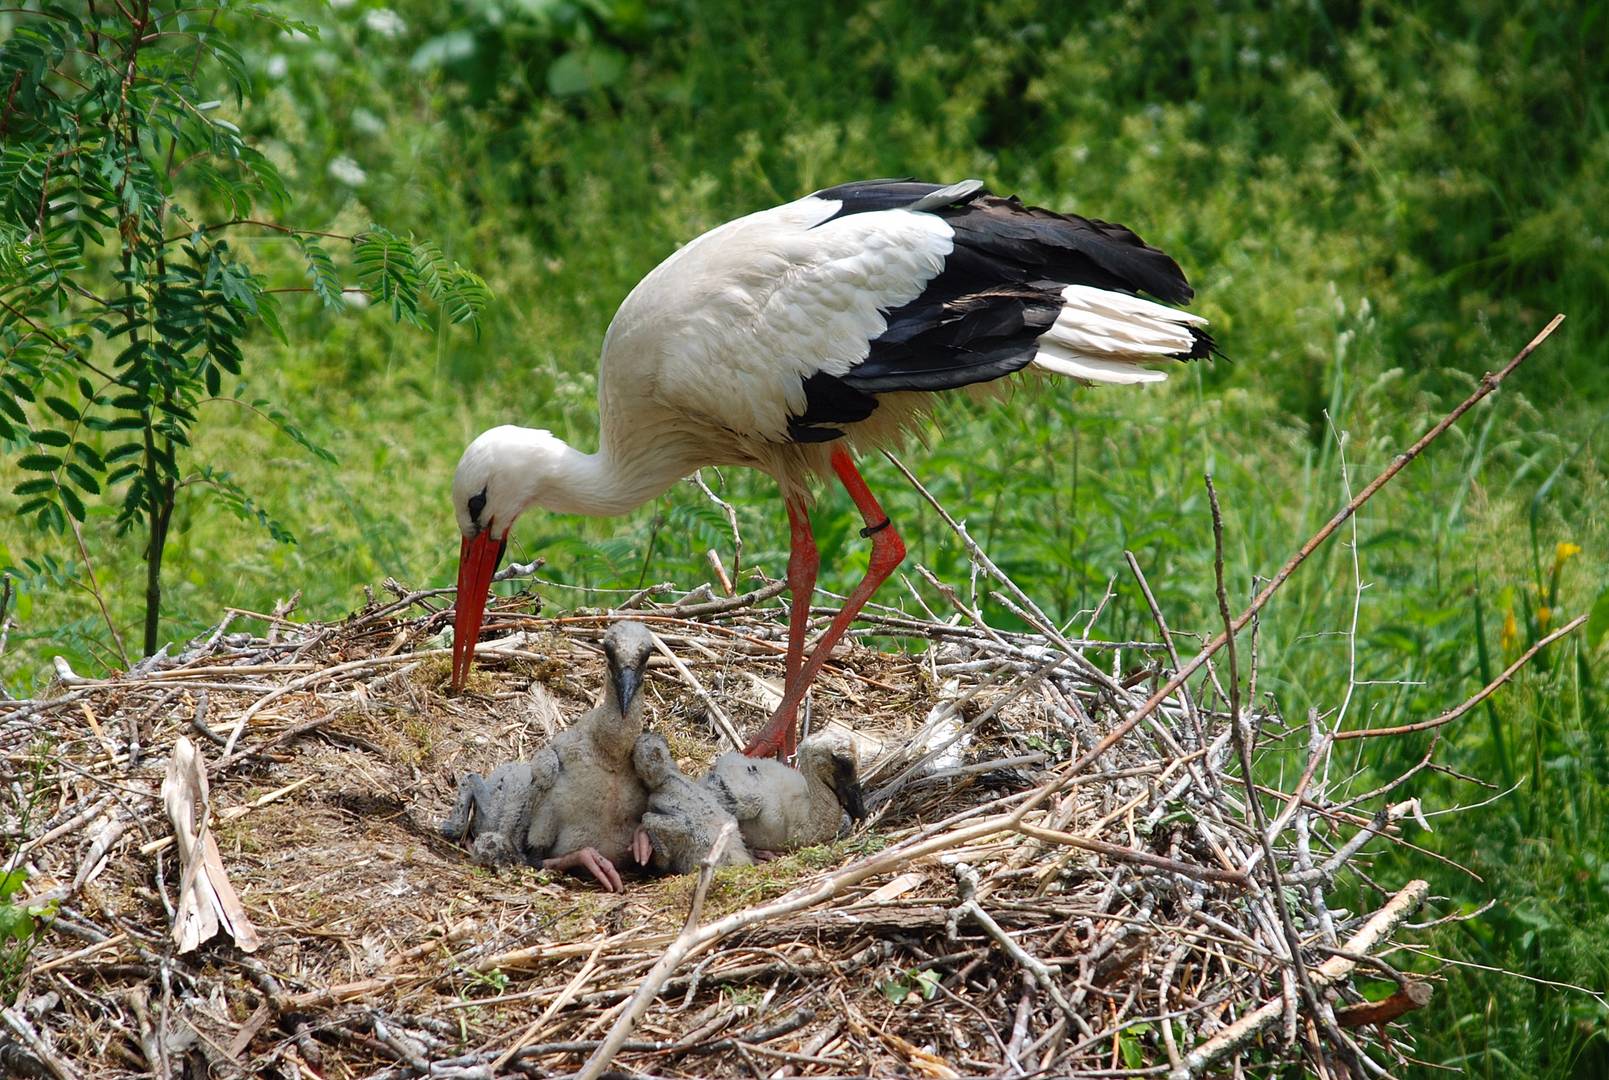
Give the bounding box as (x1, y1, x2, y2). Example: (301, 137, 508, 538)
(450, 178, 1212, 758)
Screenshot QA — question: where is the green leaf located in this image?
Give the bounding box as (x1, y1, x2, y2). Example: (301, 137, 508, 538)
(58, 483, 86, 521)
(43, 396, 78, 422)
(295, 234, 344, 309)
(65, 461, 101, 493)
(0, 905, 34, 944)
(29, 429, 70, 447)
(1118, 1023, 1152, 1069)
(113, 339, 148, 367)
(547, 47, 626, 97)
(1, 375, 34, 403)
(71, 442, 104, 470)
(353, 229, 427, 327)
(17, 454, 60, 472)
(1589, 589, 1609, 650)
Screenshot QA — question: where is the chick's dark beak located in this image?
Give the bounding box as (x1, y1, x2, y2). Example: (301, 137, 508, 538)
(833, 755, 866, 821)
(611, 663, 643, 712)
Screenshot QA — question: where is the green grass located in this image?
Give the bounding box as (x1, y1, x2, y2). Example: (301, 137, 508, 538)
(2, 0, 1607, 1073)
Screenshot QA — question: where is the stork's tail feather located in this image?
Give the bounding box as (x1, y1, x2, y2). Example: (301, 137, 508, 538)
(1030, 284, 1213, 386)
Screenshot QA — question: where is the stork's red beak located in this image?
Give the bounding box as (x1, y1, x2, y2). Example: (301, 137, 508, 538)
(452, 529, 507, 689)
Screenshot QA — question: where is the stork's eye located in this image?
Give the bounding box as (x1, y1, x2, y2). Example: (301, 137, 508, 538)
(467, 488, 487, 523)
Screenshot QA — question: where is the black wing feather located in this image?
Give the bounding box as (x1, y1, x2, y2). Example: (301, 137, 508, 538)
(811, 178, 984, 222)
(790, 179, 1199, 441)
(789, 371, 878, 442)
(947, 199, 1193, 305)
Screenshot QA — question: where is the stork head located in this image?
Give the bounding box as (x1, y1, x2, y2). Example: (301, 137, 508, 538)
(450, 425, 566, 689)
(798, 729, 866, 822)
(631, 731, 676, 789)
(601, 619, 655, 716)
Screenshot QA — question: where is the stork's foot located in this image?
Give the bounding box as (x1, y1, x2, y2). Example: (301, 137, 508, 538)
(632, 827, 654, 867)
(741, 706, 797, 762)
(542, 847, 624, 892)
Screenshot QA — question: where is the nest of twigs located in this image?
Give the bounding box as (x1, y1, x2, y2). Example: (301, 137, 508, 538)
(0, 537, 1458, 1080)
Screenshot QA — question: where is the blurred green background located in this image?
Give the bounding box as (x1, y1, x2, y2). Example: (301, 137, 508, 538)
(2, 0, 1606, 1073)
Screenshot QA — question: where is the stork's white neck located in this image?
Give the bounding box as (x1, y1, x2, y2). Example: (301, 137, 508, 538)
(531, 435, 683, 517)
(457, 424, 694, 531)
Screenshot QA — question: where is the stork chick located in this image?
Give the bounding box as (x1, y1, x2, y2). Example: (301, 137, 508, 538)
(501, 620, 657, 890)
(703, 730, 865, 855)
(439, 758, 551, 866)
(632, 732, 752, 874)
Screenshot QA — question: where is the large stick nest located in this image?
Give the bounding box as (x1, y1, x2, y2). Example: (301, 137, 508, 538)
(3, 564, 1443, 1079)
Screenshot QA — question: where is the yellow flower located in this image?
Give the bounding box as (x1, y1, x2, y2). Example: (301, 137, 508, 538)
(1539, 605, 1552, 631)
(1501, 608, 1518, 652)
(1556, 541, 1582, 561)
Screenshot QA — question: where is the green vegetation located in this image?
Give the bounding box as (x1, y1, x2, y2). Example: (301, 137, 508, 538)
(0, 753, 55, 1004)
(0, 866, 54, 1005)
(880, 966, 943, 1005)
(0, 2, 487, 659)
(1, 0, 1605, 1074)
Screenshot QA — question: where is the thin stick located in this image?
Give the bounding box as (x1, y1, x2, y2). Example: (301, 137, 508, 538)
(670, 579, 788, 618)
(67, 514, 130, 670)
(693, 468, 744, 582)
(1124, 550, 1206, 750)
(1333, 614, 1586, 739)
(1207, 475, 1329, 1043)
(491, 945, 607, 1069)
(954, 865, 1082, 1027)
(1334, 981, 1434, 1028)
(1, 1006, 82, 1080)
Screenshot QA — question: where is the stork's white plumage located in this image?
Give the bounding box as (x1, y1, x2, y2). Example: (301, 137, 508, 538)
(451, 179, 1214, 757)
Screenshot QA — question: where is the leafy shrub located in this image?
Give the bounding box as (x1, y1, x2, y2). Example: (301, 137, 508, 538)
(0, 1, 489, 659)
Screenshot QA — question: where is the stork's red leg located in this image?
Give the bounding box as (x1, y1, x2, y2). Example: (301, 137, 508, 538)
(743, 448, 906, 758)
(783, 498, 819, 691)
(778, 497, 819, 759)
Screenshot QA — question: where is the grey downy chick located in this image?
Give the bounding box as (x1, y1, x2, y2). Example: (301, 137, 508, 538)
(521, 620, 656, 891)
(439, 756, 557, 866)
(703, 730, 865, 855)
(631, 732, 752, 874)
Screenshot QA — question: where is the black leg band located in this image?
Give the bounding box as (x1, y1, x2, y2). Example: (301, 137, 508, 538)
(859, 517, 892, 539)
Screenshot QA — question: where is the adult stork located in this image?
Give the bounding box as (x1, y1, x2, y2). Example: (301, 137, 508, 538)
(450, 178, 1212, 758)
